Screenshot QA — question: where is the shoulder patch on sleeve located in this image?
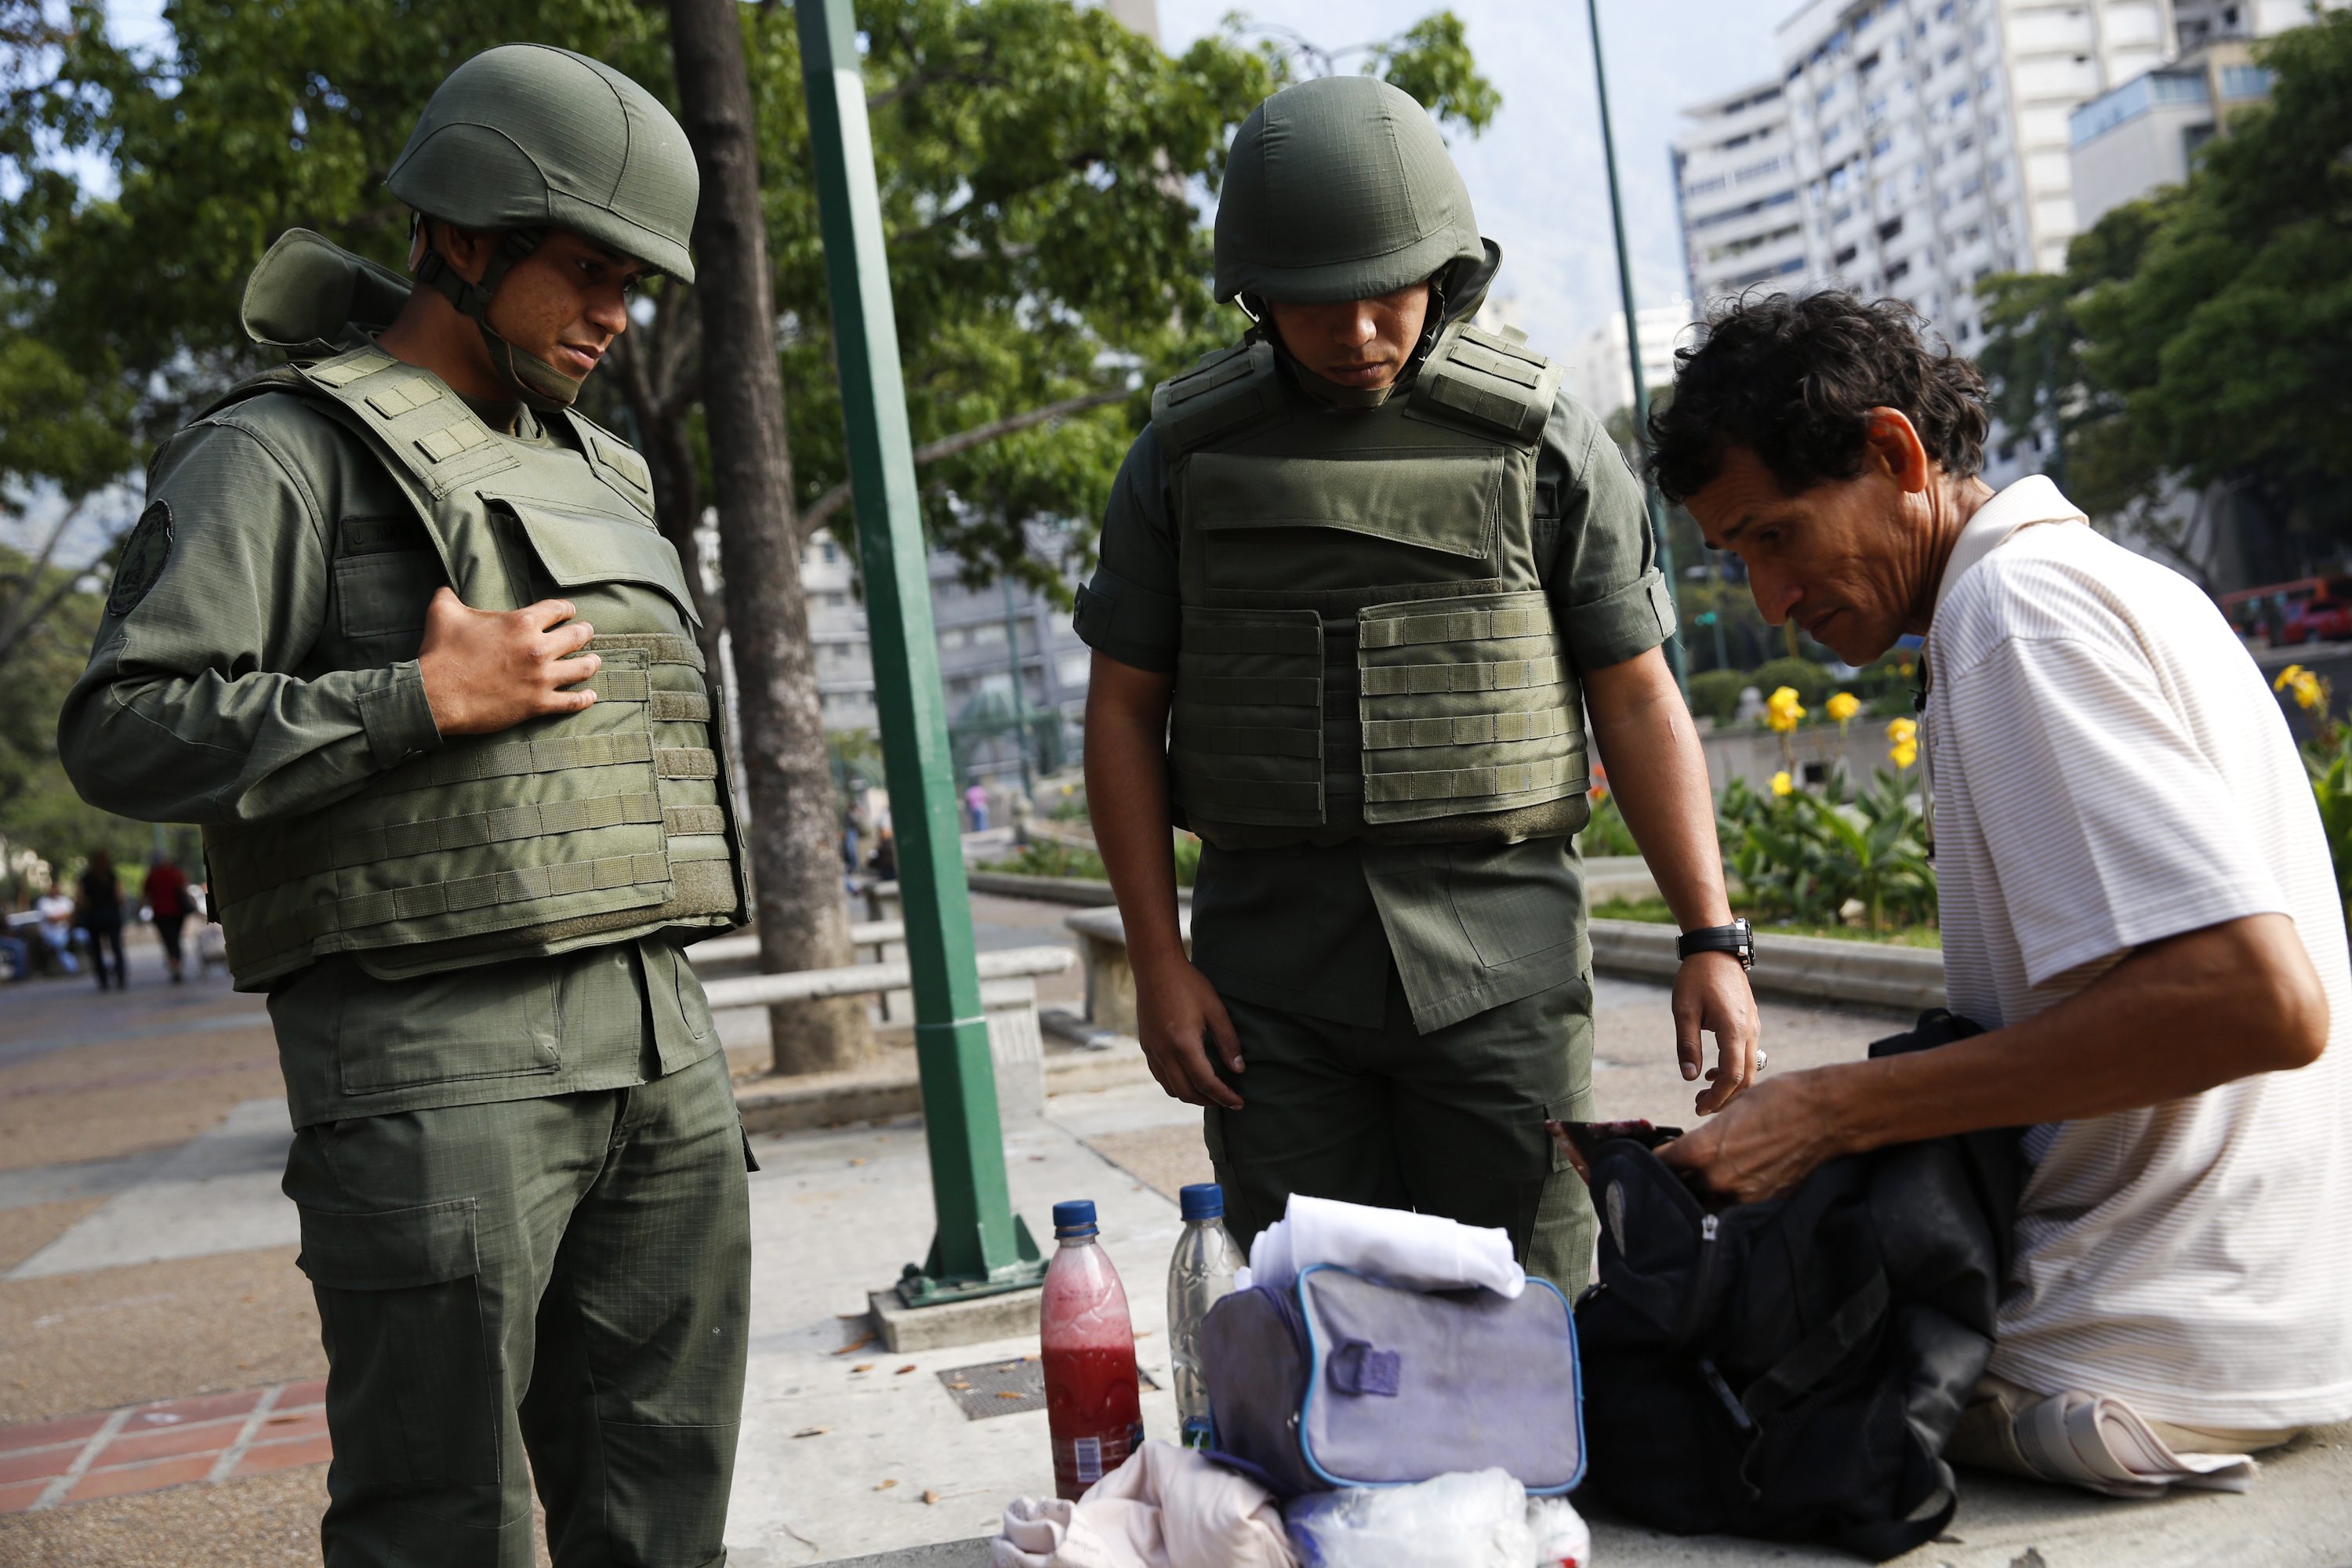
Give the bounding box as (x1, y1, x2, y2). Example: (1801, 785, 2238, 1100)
(106, 501, 174, 619)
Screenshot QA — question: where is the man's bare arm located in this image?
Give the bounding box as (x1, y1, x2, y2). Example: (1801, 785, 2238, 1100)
(1083, 653, 1244, 1109)
(1663, 911, 2329, 1203)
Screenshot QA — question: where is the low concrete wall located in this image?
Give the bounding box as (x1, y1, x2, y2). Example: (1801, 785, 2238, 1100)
(1060, 904, 1942, 1021)
(1063, 905, 1191, 1039)
(1589, 917, 1943, 1013)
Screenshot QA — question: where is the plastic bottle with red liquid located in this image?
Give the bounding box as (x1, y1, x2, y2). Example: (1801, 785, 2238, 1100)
(1040, 1199, 1144, 1501)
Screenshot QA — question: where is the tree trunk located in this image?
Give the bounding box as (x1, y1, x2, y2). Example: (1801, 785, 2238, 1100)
(668, 0, 872, 1074)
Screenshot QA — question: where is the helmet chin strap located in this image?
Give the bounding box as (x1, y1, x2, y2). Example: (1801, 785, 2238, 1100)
(412, 222, 586, 413)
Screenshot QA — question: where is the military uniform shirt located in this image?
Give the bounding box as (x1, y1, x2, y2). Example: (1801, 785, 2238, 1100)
(1080, 376, 1670, 1030)
(57, 372, 718, 1127)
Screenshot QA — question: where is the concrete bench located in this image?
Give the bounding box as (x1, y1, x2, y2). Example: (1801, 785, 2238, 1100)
(703, 945, 1074, 1124)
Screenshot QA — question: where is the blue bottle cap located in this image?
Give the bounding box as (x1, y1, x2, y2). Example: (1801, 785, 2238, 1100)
(1178, 1183, 1224, 1221)
(1052, 1200, 1098, 1237)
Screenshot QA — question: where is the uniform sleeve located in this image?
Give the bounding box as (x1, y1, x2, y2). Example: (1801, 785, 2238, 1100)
(56, 419, 443, 827)
(1542, 394, 1676, 672)
(1071, 425, 1181, 675)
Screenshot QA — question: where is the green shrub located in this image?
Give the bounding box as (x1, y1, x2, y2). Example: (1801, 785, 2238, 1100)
(1686, 668, 1751, 725)
(1579, 791, 1639, 857)
(1718, 770, 1936, 931)
(2307, 730, 2352, 928)
(1750, 655, 1834, 710)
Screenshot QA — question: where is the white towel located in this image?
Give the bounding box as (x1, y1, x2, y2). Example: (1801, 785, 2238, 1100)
(1243, 1194, 1526, 1299)
(2011, 1389, 2259, 1499)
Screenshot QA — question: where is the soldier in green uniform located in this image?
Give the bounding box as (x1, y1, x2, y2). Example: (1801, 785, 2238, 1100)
(60, 45, 753, 1567)
(1079, 77, 1763, 1292)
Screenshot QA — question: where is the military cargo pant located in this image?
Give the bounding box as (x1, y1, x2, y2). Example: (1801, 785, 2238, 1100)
(282, 1051, 751, 1567)
(1204, 970, 1598, 1295)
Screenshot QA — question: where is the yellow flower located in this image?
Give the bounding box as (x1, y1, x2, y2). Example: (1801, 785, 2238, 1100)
(2274, 665, 2307, 692)
(1826, 691, 1860, 727)
(1886, 716, 1919, 771)
(1770, 770, 1794, 797)
(1766, 685, 1806, 733)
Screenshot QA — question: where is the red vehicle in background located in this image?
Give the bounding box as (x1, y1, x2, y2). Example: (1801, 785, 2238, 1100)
(2221, 575, 2352, 648)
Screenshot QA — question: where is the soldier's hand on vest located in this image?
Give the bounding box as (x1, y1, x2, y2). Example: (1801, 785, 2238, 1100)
(1135, 956, 1245, 1110)
(418, 588, 601, 737)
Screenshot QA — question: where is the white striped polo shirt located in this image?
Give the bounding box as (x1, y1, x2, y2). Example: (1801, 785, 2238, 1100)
(1926, 477, 2352, 1430)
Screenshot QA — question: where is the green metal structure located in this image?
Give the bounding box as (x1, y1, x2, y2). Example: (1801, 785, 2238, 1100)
(797, 0, 1044, 1306)
(1585, 0, 1687, 694)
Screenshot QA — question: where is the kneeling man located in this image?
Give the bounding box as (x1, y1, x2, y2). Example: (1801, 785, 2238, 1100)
(1650, 291, 2350, 1494)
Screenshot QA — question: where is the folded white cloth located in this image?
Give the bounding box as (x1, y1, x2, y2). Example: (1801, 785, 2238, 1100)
(991, 1439, 1296, 1568)
(2012, 1389, 2259, 1499)
(1244, 1194, 1526, 1299)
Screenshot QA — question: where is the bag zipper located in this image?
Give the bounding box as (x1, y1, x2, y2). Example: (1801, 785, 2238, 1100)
(1673, 1213, 1721, 1346)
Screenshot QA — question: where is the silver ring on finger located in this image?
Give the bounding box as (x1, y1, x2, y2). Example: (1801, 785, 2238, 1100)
(1755, 1048, 1769, 1072)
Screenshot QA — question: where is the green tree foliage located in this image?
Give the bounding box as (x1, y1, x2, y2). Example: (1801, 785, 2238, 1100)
(0, 543, 151, 901)
(1, 0, 1494, 593)
(1976, 13, 2352, 573)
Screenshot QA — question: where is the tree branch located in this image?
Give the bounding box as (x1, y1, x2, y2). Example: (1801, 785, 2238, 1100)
(795, 384, 1129, 539)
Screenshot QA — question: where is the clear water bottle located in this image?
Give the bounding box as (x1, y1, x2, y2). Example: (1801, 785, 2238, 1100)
(1040, 1199, 1143, 1500)
(1166, 1181, 1243, 1449)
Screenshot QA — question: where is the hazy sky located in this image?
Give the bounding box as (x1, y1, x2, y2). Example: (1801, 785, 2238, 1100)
(1157, 0, 1784, 361)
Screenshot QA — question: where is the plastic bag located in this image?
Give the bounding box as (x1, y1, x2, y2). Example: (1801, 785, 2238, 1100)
(1283, 1470, 1534, 1568)
(1526, 1494, 1592, 1566)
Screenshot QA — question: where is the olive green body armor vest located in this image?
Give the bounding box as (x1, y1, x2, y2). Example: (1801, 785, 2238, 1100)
(1154, 321, 1590, 850)
(201, 345, 751, 988)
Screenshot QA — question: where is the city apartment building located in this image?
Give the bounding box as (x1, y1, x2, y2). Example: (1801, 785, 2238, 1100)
(1566, 301, 1697, 426)
(801, 531, 1094, 786)
(1679, 0, 2337, 339)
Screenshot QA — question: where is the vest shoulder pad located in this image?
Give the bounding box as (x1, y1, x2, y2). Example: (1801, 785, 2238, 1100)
(560, 409, 659, 519)
(1409, 322, 1564, 448)
(1151, 340, 1279, 457)
(284, 348, 521, 497)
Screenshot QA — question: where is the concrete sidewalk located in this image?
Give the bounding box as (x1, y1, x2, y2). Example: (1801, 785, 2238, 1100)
(751, 1073, 2352, 1568)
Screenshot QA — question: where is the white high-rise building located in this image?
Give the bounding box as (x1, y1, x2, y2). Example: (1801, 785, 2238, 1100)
(1672, 82, 1807, 303)
(1680, 0, 2339, 343)
(1566, 302, 1697, 426)
(1772, 0, 2176, 354)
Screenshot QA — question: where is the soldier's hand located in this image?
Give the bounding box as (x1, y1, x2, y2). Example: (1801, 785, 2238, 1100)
(418, 587, 600, 737)
(1675, 950, 1763, 1116)
(1134, 956, 1245, 1110)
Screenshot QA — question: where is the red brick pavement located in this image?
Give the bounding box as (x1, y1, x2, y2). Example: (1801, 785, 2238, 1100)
(0, 1377, 331, 1512)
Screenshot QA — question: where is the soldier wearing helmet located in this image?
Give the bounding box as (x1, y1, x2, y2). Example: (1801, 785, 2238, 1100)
(60, 45, 752, 1564)
(1078, 76, 1762, 1294)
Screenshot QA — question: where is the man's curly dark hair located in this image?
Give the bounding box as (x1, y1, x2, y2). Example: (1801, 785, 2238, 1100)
(1646, 291, 1991, 506)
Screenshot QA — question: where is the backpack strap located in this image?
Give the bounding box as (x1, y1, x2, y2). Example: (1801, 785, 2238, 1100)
(1151, 339, 1281, 458)
(1737, 1267, 1890, 1429)
(1408, 321, 1563, 448)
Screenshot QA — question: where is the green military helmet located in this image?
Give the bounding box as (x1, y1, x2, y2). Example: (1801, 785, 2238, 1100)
(1214, 75, 1485, 306)
(387, 43, 699, 408)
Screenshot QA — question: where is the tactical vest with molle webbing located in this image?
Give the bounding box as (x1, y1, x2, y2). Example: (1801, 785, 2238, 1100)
(199, 344, 751, 989)
(1150, 321, 1590, 851)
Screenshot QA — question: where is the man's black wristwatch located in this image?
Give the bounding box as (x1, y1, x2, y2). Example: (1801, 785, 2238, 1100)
(1677, 919, 1754, 971)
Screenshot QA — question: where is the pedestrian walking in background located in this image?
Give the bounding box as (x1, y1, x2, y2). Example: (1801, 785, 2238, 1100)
(143, 856, 193, 983)
(965, 780, 990, 833)
(77, 849, 126, 991)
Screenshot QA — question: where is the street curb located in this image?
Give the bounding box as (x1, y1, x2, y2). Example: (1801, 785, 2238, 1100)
(733, 1047, 1152, 1134)
(1589, 917, 1944, 1013)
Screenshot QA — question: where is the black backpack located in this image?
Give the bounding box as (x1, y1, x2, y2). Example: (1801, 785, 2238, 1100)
(1573, 1011, 2024, 1562)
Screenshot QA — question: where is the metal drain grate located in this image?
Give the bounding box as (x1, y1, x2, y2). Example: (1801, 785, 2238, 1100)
(936, 1358, 1158, 1421)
